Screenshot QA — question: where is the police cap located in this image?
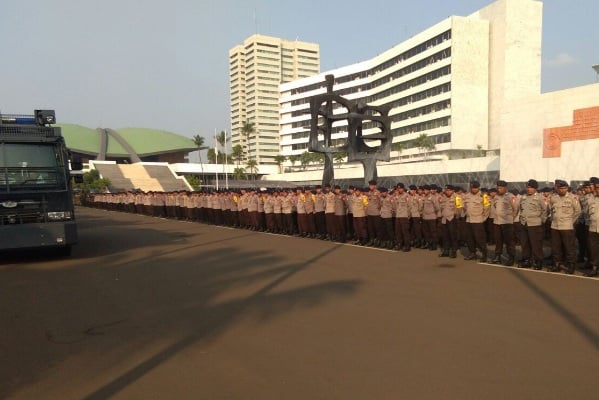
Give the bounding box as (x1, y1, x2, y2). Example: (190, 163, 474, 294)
(526, 179, 539, 189)
(396, 182, 405, 189)
(379, 187, 388, 193)
(554, 179, 568, 187)
(496, 180, 507, 187)
(368, 180, 377, 185)
(590, 177, 599, 185)
(470, 180, 481, 188)
(409, 184, 417, 190)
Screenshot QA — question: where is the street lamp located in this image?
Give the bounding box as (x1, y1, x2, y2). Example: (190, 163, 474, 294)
(593, 64, 599, 82)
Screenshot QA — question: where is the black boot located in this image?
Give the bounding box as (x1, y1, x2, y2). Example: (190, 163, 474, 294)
(464, 250, 477, 261)
(449, 249, 457, 259)
(439, 249, 449, 257)
(518, 258, 531, 268)
(566, 262, 576, 275)
(584, 265, 598, 277)
(505, 256, 515, 267)
(532, 260, 543, 270)
(491, 255, 502, 264)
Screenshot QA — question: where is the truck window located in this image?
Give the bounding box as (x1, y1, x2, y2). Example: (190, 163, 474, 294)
(0, 143, 66, 190)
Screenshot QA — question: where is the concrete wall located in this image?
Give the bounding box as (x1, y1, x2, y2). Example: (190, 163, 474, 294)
(499, 83, 599, 182)
(450, 16, 490, 150)
(473, 0, 543, 149)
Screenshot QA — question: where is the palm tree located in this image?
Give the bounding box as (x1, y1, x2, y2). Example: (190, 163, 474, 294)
(231, 144, 244, 167)
(233, 167, 247, 180)
(207, 148, 217, 164)
(193, 134, 208, 184)
(240, 120, 255, 161)
(246, 159, 258, 180)
(274, 154, 286, 174)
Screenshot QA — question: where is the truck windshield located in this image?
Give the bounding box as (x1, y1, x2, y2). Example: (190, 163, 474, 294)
(0, 143, 67, 191)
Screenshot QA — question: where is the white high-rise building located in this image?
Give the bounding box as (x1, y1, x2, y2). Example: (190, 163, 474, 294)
(274, 0, 599, 186)
(229, 35, 319, 165)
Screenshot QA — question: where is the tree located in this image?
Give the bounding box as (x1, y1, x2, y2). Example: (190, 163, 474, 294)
(207, 148, 217, 164)
(231, 144, 244, 167)
(334, 151, 346, 167)
(300, 151, 312, 171)
(414, 134, 435, 159)
(392, 142, 406, 155)
(74, 169, 111, 193)
(240, 120, 255, 160)
(233, 167, 247, 180)
(288, 154, 299, 168)
(274, 154, 286, 174)
(185, 175, 201, 191)
(193, 134, 208, 184)
(246, 159, 258, 180)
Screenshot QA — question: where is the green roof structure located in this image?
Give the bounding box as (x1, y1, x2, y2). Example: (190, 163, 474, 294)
(58, 124, 196, 159)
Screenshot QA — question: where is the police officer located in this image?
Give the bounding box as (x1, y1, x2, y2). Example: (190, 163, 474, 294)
(394, 183, 412, 252)
(462, 181, 490, 261)
(366, 180, 382, 246)
(439, 184, 460, 258)
(518, 179, 547, 270)
(491, 180, 518, 266)
(584, 177, 599, 277)
(549, 180, 581, 273)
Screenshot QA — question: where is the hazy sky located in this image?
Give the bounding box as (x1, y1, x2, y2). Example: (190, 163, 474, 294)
(1, 0, 597, 140)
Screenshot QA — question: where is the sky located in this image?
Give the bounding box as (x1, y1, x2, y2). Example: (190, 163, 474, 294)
(1, 0, 598, 141)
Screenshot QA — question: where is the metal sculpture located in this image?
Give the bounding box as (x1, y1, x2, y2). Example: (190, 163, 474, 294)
(309, 74, 392, 186)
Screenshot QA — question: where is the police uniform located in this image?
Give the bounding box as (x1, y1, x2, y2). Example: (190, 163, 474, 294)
(393, 183, 412, 251)
(439, 185, 460, 258)
(584, 177, 599, 276)
(518, 179, 547, 269)
(462, 181, 490, 261)
(491, 180, 518, 266)
(351, 188, 369, 245)
(549, 180, 582, 273)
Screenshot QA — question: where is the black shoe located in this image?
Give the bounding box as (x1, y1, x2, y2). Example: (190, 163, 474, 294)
(518, 259, 531, 268)
(449, 250, 457, 259)
(532, 261, 543, 270)
(505, 257, 515, 267)
(439, 250, 449, 257)
(579, 262, 592, 270)
(491, 255, 502, 264)
(566, 263, 576, 275)
(464, 253, 477, 261)
(584, 266, 598, 277)
(402, 245, 411, 252)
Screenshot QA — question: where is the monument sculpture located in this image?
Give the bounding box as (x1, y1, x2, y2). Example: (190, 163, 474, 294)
(309, 74, 392, 186)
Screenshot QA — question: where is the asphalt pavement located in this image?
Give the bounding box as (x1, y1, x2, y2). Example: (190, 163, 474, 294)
(1, 207, 598, 400)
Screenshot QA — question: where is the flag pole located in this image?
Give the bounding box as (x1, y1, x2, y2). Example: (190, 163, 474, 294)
(214, 129, 219, 191)
(224, 130, 229, 189)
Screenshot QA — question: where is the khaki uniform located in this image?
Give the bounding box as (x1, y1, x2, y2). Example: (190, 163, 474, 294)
(550, 192, 581, 267)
